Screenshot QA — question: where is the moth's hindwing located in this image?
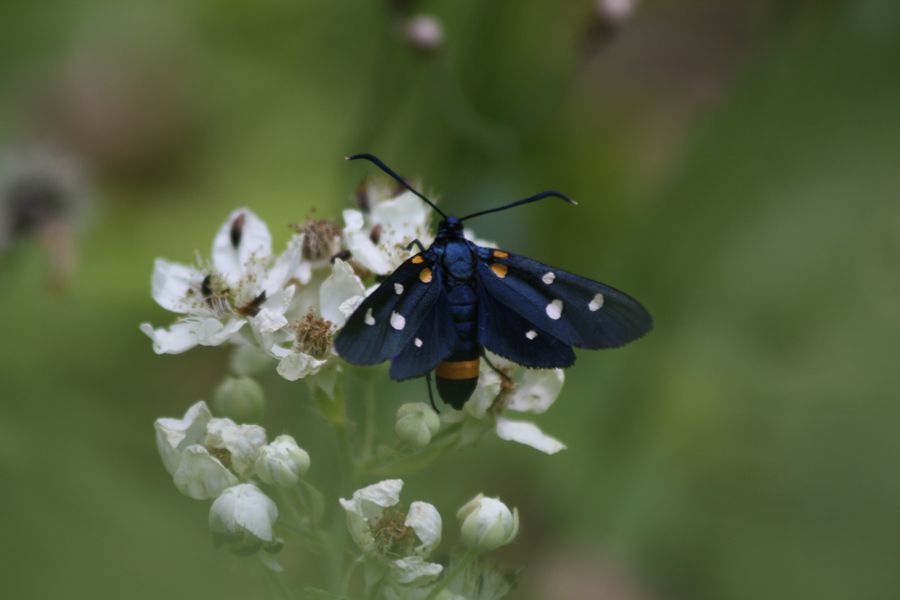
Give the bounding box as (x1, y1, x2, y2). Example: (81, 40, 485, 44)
(476, 247, 653, 349)
(476, 284, 575, 368)
(334, 253, 443, 365)
(389, 292, 458, 380)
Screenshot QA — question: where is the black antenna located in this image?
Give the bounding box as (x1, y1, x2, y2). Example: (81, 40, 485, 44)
(346, 153, 446, 218)
(460, 190, 577, 222)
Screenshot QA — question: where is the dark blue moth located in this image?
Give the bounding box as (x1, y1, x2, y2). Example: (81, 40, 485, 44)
(334, 154, 652, 409)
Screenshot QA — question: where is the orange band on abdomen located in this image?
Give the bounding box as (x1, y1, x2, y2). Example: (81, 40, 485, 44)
(436, 359, 480, 380)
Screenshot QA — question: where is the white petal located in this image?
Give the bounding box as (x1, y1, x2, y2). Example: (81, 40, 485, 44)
(140, 321, 200, 354)
(506, 369, 565, 414)
(150, 259, 203, 313)
(405, 501, 442, 557)
(274, 351, 327, 381)
(173, 445, 239, 500)
(495, 417, 566, 455)
(342, 208, 365, 232)
(390, 556, 443, 586)
(320, 259, 366, 327)
(209, 483, 278, 543)
(345, 230, 392, 275)
(205, 418, 268, 479)
(154, 401, 212, 474)
(263, 235, 303, 295)
(212, 208, 272, 286)
(370, 192, 428, 246)
(465, 365, 503, 420)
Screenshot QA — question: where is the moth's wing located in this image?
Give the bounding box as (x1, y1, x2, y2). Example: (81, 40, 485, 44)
(334, 254, 443, 365)
(476, 282, 575, 368)
(389, 291, 458, 380)
(476, 247, 652, 349)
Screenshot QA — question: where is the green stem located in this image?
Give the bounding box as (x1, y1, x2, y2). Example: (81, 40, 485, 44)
(260, 559, 296, 600)
(423, 550, 480, 600)
(361, 423, 463, 478)
(362, 380, 377, 460)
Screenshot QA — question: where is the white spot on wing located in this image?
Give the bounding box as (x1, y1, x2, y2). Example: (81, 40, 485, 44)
(414, 337, 423, 348)
(394, 283, 404, 295)
(546, 299, 563, 320)
(589, 293, 604, 312)
(390, 311, 406, 331)
(526, 330, 538, 340)
(542, 272, 556, 285)
(364, 308, 375, 325)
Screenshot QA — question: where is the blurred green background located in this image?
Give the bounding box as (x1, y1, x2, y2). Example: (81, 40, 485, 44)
(2, 0, 899, 598)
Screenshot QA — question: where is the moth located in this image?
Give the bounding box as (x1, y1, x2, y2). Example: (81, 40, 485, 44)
(334, 154, 652, 410)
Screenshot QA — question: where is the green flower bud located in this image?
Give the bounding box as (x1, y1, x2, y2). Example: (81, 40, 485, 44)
(456, 494, 519, 551)
(212, 376, 264, 422)
(254, 434, 310, 487)
(395, 402, 440, 447)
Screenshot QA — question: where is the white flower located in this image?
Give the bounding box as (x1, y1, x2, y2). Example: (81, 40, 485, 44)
(446, 353, 567, 454)
(255, 434, 311, 487)
(140, 208, 301, 354)
(395, 402, 441, 447)
(154, 400, 213, 475)
(271, 259, 365, 383)
(339, 479, 443, 585)
(172, 445, 239, 500)
(456, 494, 519, 551)
(154, 401, 269, 499)
(342, 187, 433, 275)
(209, 483, 281, 555)
(204, 418, 268, 479)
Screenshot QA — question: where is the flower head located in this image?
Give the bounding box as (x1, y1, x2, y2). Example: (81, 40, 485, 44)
(140, 208, 301, 355)
(340, 479, 443, 586)
(457, 494, 519, 551)
(342, 185, 433, 275)
(154, 400, 268, 499)
(446, 353, 567, 454)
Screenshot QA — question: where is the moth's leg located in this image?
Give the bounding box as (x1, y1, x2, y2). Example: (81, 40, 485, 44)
(425, 371, 439, 413)
(482, 350, 513, 385)
(406, 239, 427, 253)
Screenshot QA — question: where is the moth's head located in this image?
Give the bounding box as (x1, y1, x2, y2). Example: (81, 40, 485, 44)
(437, 216, 463, 236)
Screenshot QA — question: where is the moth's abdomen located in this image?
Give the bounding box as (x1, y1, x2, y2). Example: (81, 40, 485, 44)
(437, 280, 481, 408)
(436, 357, 480, 410)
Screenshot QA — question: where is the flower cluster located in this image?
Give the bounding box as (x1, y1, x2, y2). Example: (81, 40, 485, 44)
(140, 184, 435, 394)
(154, 400, 310, 554)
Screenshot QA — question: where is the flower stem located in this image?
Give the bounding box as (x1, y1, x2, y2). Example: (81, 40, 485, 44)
(362, 380, 377, 460)
(423, 550, 479, 600)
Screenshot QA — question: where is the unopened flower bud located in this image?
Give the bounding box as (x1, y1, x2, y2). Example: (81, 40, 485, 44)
(456, 494, 519, 551)
(395, 402, 440, 447)
(209, 484, 281, 555)
(255, 434, 311, 487)
(213, 376, 265, 422)
(229, 344, 275, 377)
(404, 14, 444, 54)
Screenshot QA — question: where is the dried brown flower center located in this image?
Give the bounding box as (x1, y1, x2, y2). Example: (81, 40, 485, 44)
(294, 312, 335, 358)
(373, 506, 418, 558)
(295, 219, 342, 260)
